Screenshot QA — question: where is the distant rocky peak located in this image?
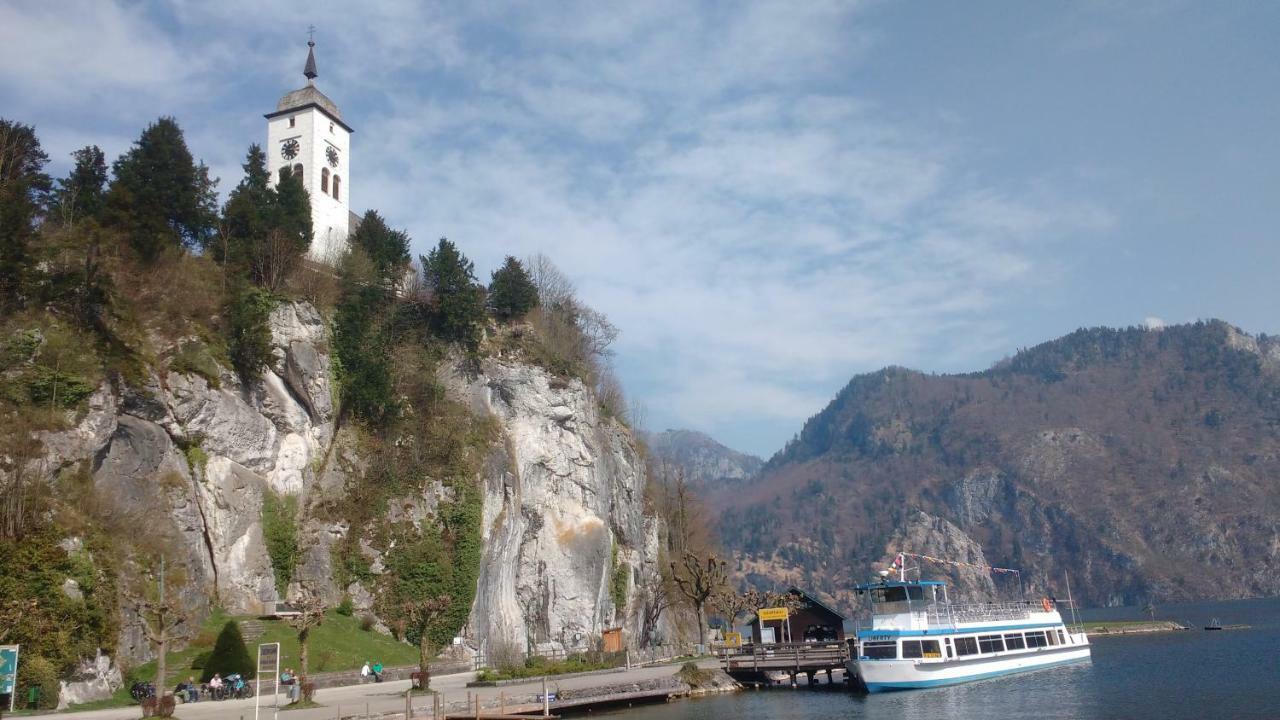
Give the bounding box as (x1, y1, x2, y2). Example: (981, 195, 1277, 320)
(645, 428, 764, 488)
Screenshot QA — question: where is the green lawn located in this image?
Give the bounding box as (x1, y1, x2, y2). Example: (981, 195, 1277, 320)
(69, 609, 417, 712)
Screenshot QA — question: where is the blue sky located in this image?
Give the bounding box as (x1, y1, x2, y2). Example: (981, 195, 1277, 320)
(2, 1, 1278, 458)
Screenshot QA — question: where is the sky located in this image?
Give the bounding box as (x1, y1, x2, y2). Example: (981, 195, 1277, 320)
(2, 1, 1278, 458)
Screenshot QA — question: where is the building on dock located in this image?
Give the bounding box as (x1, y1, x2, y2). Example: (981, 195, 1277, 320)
(748, 587, 846, 644)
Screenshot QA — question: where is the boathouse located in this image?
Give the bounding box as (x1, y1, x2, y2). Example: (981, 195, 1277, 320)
(749, 587, 846, 644)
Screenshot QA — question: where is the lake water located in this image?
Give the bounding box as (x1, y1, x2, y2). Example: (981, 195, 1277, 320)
(596, 598, 1280, 720)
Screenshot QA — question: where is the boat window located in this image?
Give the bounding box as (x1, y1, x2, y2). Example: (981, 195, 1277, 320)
(1047, 629, 1058, 646)
(1025, 631, 1048, 648)
(870, 585, 925, 603)
(902, 640, 922, 659)
(862, 641, 897, 660)
(978, 634, 1004, 654)
(955, 637, 979, 656)
(1058, 630, 1067, 645)
(920, 640, 941, 658)
(1004, 633, 1027, 650)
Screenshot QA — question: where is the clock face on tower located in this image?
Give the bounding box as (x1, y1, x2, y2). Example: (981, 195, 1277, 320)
(326, 146, 340, 168)
(281, 139, 300, 160)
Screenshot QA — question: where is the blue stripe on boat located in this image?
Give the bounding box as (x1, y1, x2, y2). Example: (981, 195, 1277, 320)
(863, 656, 1089, 692)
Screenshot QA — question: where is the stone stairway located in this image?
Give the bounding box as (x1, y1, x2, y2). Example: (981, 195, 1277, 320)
(238, 619, 267, 642)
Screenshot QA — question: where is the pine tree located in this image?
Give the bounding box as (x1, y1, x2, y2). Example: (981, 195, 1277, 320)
(349, 210, 410, 287)
(202, 621, 255, 682)
(273, 166, 312, 259)
(487, 255, 539, 320)
(105, 117, 218, 261)
(220, 144, 274, 264)
(421, 238, 486, 346)
(220, 148, 312, 290)
(0, 119, 51, 305)
(49, 145, 107, 226)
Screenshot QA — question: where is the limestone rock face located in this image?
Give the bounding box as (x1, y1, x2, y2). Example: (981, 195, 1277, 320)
(35, 301, 340, 661)
(56, 652, 122, 710)
(884, 510, 997, 601)
(440, 357, 658, 655)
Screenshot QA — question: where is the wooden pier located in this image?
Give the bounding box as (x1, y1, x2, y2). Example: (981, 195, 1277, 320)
(720, 641, 850, 686)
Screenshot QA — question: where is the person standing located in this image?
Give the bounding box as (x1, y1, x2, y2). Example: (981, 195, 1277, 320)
(360, 661, 371, 684)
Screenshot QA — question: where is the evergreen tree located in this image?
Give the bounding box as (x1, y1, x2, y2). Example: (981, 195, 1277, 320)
(220, 144, 274, 265)
(487, 256, 539, 320)
(227, 282, 275, 380)
(49, 145, 107, 226)
(105, 117, 218, 261)
(202, 621, 255, 682)
(273, 165, 312, 259)
(350, 210, 410, 286)
(0, 119, 51, 305)
(421, 238, 486, 346)
(220, 148, 311, 289)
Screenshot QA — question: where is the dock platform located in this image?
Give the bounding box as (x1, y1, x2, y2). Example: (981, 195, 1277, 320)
(720, 641, 850, 685)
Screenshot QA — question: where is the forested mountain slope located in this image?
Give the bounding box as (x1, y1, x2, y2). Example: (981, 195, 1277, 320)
(714, 322, 1280, 609)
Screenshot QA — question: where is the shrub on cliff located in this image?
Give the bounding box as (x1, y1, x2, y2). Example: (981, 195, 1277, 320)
(202, 621, 255, 682)
(227, 283, 275, 381)
(487, 256, 538, 320)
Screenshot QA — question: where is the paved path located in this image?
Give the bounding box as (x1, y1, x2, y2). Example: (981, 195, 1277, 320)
(24, 661, 713, 720)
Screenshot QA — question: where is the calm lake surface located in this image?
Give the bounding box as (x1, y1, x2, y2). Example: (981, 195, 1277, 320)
(597, 598, 1280, 720)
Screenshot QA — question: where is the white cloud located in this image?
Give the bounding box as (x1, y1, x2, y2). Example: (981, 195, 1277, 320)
(2, 0, 1115, 455)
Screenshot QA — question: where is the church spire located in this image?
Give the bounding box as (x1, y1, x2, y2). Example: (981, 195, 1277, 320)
(304, 28, 318, 81)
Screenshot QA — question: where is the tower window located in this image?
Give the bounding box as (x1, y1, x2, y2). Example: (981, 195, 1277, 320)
(293, 163, 303, 181)
(289, 117, 296, 128)
(332, 175, 341, 201)
(329, 122, 334, 133)
(321, 167, 330, 193)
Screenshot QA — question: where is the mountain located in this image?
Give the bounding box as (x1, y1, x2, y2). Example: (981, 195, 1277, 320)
(646, 429, 764, 489)
(713, 321, 1280, 610)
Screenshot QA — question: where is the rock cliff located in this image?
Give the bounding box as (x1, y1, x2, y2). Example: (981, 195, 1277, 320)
(440, 357, 660, 657)
(31, 301, 661, 702)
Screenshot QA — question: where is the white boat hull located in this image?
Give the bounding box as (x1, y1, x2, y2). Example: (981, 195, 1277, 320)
(854, 644, 1091, 692)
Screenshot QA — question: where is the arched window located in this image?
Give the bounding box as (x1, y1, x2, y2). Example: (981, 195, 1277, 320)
(321, 167, 329, 194)
(278, 167, 289, 183)
(293, 163, 303, 181)
(332, 175, 341, 201)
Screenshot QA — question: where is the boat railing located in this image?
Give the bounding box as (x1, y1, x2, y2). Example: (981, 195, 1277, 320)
(926, 600, 1035, 627)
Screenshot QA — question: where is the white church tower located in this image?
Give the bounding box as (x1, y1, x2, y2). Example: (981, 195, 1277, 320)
(265, 37, 353, 262)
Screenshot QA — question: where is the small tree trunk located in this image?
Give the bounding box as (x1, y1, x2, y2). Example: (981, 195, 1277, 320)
(418, 633, 432, 691)
(299, 626, 310, 678)
(156, 629, 168, 694)
(696, 603, 707, 647)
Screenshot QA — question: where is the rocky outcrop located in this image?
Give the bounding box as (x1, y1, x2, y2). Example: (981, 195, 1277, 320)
(441, 357, 659, 655)
(56, 652, 122, 710)
(37, 301, 339, 667)
(884, 511, 997, 601)
(646, 429, 762, 489)
(33, 300, 665, 702)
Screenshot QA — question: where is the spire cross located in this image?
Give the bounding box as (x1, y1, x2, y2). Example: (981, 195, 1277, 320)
(307, 25, 316, 45)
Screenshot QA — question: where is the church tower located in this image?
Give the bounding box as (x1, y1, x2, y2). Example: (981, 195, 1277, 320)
(265, 37, 353, 262)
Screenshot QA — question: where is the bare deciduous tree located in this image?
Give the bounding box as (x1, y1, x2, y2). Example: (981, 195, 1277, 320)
(671, 551, 728, 648)
(283, 589, 328, 680)
(398, 595, 451, 691)
(123, 556, 191, 695)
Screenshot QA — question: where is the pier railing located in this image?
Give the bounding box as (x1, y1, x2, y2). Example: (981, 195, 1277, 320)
(720, 641, 850, 676)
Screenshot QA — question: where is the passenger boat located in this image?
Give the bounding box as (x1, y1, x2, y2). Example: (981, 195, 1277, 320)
(848, 563, 1090, 692)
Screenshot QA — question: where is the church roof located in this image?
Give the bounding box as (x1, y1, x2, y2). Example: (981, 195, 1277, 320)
(275, 84, 343, 120)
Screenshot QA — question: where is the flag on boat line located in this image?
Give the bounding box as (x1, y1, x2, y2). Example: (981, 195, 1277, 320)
(899, 551, 1021, 576)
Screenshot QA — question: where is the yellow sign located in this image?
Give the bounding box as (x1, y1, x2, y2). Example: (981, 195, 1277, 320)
(723, 631, 742, 648)
(757, 607, 789, 622)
